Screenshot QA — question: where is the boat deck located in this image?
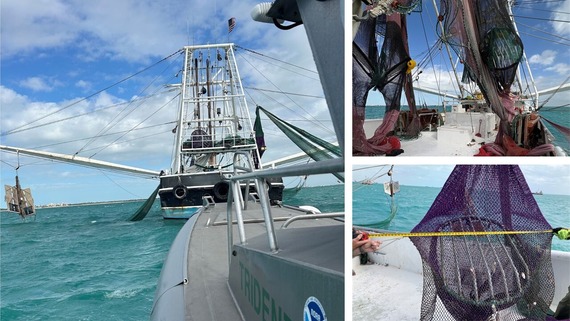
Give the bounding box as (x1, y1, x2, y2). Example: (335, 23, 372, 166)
(352, 257, 422, 320)
(184, 203, 307, 320)
(363, 116, 495, 156)
(152, 199, 344, 321)
(352, 236, 570, 320)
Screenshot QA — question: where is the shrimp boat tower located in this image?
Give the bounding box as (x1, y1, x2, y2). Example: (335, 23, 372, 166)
(159, 43, 283, 219)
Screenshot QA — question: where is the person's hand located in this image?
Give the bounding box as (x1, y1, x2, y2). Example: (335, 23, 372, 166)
(352, 232, 380, 257)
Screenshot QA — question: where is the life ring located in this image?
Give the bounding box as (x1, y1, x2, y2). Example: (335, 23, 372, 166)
(213, 181, 230, 201)
(173, 185, 187, 200)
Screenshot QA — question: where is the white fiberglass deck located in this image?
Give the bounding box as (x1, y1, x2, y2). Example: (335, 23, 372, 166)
(352, 257, 423, 320)
(363, 118, 494, 156)
(352, 235, 570, 320)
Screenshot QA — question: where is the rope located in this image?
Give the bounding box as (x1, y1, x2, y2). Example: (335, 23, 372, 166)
(538, 75, 570, 110)
(235, 45, 318, 74)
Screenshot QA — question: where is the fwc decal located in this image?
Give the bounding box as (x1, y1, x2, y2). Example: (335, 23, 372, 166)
(303, 296, 327, 321)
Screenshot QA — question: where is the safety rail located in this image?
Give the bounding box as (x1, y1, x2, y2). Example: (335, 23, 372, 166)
(225, 152, 344, 264)
(282, 212, 344, 228)
(212, 216, 292, 226)
(226, 151, 279, 267)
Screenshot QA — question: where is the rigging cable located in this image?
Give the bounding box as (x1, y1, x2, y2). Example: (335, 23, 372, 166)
(87, 94, 180, 158)
(418, 5, 445, 100)
(2, 89, 178, 137)
(516, 21, 570, 45)
(2, 49, 183, 137)
(235, 45, 318, 75)
(538, 75, 570, 110)
(243, 86, 324, 99)
(76, 59, 181, 158)
(32, 121, 177, 150)
(512, 15, 570, 23)
(238, 52, 334, 136)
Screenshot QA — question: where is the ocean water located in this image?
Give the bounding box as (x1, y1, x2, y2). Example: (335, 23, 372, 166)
(0, 185, 343, 321)
(2, 182, 566, 320)
(364, 105, 570, 154)
(353, 183, 570, 252)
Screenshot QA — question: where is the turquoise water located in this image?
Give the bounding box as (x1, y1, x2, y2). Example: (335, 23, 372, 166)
(353, 183, 570, 252)
(2, 182, 566, 320)
(1, 201, 182, 321)
(0, 186, 343, 321)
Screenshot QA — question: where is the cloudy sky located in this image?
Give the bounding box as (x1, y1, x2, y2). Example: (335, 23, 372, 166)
(1, 1, 569, 205)
(353, 164, 570, 196)
(1, 0, 340, 204)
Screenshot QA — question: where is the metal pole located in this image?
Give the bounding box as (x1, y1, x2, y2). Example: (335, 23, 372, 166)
(255, 177, 278, 252)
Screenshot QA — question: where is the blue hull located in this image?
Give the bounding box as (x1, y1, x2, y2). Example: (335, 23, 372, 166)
(162, 206, 202, 219)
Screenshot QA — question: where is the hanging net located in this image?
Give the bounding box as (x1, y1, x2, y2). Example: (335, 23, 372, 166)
(410, 165, 554, 321)
(256, 106, 344, 182)
(353, 12, 419, 156)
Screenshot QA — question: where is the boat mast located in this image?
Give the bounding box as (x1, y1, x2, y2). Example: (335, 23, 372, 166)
(172, 47, 191, 174)
(170, 44, 258, 173)
(14, 175, 23, 218)
(206, 58, 216, 167)
(507, 0, 539, 109)
(430, 0, 465, 99)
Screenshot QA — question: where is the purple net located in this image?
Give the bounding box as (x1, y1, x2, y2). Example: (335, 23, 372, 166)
(411, 165, 554, 320)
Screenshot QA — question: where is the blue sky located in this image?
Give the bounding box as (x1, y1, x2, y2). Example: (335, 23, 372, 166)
(1, 1, 569, 205)
(353, 164, 570, 196)
(1, 0, 340, 205)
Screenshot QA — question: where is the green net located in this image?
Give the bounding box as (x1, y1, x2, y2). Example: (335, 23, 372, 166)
(257, 106, 343, 182)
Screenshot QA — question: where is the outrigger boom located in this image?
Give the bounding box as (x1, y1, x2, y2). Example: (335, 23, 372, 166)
(0, 145, 161, 177)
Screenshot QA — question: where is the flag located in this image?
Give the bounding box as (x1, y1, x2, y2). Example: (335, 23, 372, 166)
(228, 17, 236, 33)
(254, 106, 266, 157)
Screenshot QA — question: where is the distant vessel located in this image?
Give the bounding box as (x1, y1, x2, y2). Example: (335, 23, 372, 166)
(533, 190, 543, 195)
(4, 175, 36, 219)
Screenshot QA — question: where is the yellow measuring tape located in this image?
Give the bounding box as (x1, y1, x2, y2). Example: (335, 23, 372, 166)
(368, 230, 554, 238)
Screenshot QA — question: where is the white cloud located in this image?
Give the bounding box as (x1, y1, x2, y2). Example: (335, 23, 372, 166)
(551, 0, 570, 37)
(75, 80, 92, 91)
(546, 63, 570, 76)
(1, 0, 80, 57)
(0, 0, 304, 63)
(0, 0, 341, 203)
(19, 76, 57, 92)
(529, 50, 557, 66)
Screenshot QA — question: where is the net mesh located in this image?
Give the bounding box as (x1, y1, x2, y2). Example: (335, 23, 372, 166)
(353, 13, 418, 155)
(411, 165, 554, 321)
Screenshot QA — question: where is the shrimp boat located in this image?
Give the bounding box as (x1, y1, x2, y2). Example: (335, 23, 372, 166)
(150, 0, 345, 320)
(155, 43, 284, 219)
(4, 175, 36, 220)
(352, 0, 569, 156)
(353, 165, 570, 320)
(0, 43, 291, 220)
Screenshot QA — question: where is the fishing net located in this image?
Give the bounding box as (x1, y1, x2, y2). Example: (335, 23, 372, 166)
(353, 12, 419, 155)
(256, 106, 344, 182)
(439, 0, 522, 93)
(411, 165, 555, 321)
